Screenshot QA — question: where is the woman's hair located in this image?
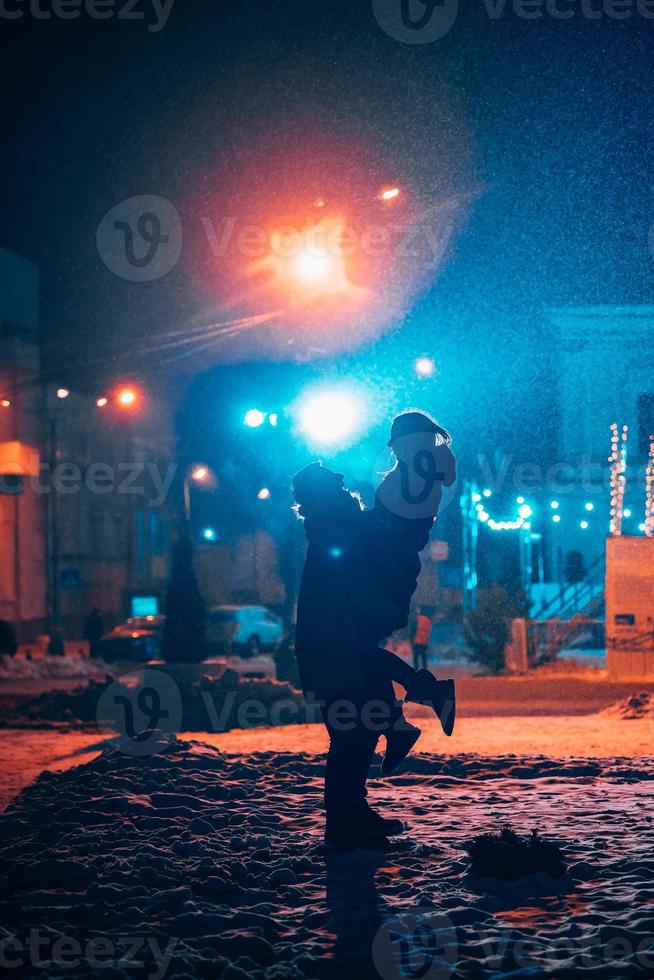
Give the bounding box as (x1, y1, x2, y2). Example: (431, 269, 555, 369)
(389, 409, 452, 447)
(433, 423, 452, 447)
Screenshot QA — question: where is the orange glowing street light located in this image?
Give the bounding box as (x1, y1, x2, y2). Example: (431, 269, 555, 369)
(293, 249, 336, 285)
(380, 187, 400, 201)
(261, 219, 353, 300)
(116, 386, 138, 408)
(191, 465, 209, 482)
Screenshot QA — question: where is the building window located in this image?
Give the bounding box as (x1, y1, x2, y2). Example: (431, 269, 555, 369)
(638, 394, 654, 457)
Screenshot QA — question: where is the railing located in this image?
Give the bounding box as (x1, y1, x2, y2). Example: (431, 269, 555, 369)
(531, 553, 605, 621)
(526, 617, 604, 666)
(607, 629, 654, 652)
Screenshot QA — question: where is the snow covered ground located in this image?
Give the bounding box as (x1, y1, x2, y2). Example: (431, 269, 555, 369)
(1, 734, 653, 978)
(1, 689, 653, 978)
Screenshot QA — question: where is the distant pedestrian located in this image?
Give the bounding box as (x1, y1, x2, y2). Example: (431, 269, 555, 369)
(0, 620, 18, 657)
(83, 608, 105, 657)
(412, 608, 432, 671)
(48, 629, 65, 657)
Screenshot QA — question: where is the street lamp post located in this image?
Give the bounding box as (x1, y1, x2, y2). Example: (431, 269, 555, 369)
(183, 465, 211, 527)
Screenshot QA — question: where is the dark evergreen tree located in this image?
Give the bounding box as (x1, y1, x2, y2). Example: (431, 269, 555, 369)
(161, 538, 206, 663)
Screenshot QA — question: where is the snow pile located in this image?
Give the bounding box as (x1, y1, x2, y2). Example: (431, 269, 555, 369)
(598, 691, 654, 719)
(0, 669, 305, 732)
(0, 654, 110, 682)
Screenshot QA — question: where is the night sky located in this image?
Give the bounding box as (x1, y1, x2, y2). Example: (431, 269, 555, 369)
(3, 0, 654, 461)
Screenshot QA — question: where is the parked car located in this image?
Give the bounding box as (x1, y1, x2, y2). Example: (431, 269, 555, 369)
(96, 626, 161, 663)
(206, 605, 284, 656)
(124, 615, 166, 633)
(98, 607, 283, 665)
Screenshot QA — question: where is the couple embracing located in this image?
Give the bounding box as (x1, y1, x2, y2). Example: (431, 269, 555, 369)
(293, 410, 457, 851)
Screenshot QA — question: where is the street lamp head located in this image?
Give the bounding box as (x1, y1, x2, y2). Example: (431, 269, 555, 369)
(56, 388, 70, 400)
(191, 465, 209, 482)
(414, 356, 436, 378)
(244, 408, 266, 428)
(117, 389, 136, 407)
(114, 384, 143, 409)
(294, 250, 333, 284)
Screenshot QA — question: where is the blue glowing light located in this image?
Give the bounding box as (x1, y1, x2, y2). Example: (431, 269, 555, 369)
(201, 526, 217, 541)
(244, 409, 265, 428)
(294, 385, 368, 449)
(518, 503, 533, 520)
(328, 546, 343, 558)
(414, 356, 436, 378)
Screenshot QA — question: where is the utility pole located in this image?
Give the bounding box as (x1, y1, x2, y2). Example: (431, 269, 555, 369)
(460, 479, 478, 613)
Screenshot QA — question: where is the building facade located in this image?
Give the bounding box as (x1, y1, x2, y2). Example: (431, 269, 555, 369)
(0, 247, 46, 640)
(546, 305, 654, 579)
(0, 246, 177, 641)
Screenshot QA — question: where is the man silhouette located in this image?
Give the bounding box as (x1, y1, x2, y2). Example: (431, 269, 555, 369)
(293, 464, 392, 850)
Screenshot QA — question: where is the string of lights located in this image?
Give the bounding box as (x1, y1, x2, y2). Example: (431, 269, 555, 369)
(609, 423, 628, 536)
(645, 435, 654, 538)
